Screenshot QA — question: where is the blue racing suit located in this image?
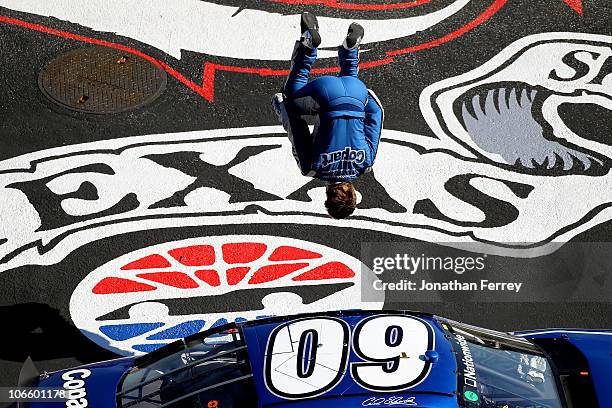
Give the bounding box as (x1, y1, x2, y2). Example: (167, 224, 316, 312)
(282, 42, 384, 182)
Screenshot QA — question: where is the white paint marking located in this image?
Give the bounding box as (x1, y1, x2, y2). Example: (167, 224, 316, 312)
(0, 0, 472, 60)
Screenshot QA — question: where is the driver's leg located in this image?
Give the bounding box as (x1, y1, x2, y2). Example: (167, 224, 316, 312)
(283, 13, 320, 98)
(338, 22, 364, 78)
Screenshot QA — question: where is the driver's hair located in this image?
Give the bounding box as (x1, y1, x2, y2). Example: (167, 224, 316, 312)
(325, 182, 357, 219)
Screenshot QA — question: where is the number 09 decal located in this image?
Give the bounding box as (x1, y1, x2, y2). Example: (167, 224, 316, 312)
(264, 317, 350, 399)
(264, 315, 434, 399)
(350, 315, 434, 391)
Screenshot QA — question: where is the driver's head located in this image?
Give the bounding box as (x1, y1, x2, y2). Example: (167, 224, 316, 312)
(325, 182, 357, 219)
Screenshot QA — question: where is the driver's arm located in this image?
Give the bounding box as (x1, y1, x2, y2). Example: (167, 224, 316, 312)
(364, 89, 384, 165)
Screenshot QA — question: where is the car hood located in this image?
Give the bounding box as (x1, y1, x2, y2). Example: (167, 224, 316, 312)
(27, 357, 134, 408)
(243, 311, 458, 406)
(519, 329, 612, 408)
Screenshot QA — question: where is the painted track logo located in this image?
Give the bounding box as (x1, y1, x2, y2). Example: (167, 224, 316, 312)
(421, 32, 612, 176)
(69, 235, 382, 355)
(3, 120, 612, 276)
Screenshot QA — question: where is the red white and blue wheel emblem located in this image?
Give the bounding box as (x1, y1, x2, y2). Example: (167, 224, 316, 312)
(70, 235, 382, 355)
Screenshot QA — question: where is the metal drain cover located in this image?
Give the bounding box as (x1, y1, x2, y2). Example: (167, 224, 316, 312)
(39, 47, 167, 114)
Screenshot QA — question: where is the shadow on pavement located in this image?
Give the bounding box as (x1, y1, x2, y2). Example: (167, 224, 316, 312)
(0, 302, 119, 363)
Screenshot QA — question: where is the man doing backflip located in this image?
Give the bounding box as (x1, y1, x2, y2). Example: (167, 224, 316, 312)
(272, 13, 384, 219)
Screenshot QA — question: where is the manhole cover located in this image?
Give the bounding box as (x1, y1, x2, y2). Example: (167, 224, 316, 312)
(39, 47, 167, 114)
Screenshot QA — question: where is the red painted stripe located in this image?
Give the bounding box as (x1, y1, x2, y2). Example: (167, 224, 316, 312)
(293, 262, 355, 280)
(222, 242, 268, 264)
(267, 0, 433, 11)
(226, 267, 250, 285)
(387, 0, 508, 56)
(168, 245, 216, 266)
(195, 269, 221, 287)
(0, 0, 507, 102)
(92, 277, 157, 294)
(204, 57, 393, 77)
(268, 246, 322, 261)
(201, 57, 396, 99)
(137, 272, 200, 289)
(121, 254, 171, 270)
(0, 15, 211, 100)
(562, 0, 583, 15)
(248, 263, 310, 284)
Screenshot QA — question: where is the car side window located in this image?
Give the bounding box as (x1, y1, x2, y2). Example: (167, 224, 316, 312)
(119, 326, 257, 408)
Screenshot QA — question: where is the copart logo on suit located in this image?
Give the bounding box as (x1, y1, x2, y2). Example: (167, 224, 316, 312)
(321, 147, 366, 168)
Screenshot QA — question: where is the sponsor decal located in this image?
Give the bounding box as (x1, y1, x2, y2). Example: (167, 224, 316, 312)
(452, 333, 481, 405)
(61, 369, 90, 408)
(454, 334, 478, 388)
(463, 390, 480, 402)
(2, 120, 612, 274)
(69, 235, 382, 355)
(320, 147, 366, 168)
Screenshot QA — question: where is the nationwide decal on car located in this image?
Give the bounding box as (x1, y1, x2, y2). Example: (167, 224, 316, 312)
(451, 333, 481, 405)
(70, 235, 383, 355)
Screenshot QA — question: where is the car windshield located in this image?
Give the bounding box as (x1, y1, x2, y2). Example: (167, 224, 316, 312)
(439, 318, 565, 408)
(117, 325, 257, 408)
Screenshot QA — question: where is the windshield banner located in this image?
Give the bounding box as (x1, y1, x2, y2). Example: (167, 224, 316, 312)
(449, 331, 482, 406)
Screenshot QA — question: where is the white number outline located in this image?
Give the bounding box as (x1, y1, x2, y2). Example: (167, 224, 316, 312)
(263, 314, 436, 399)
(350, 314, 435, 392)
(263, 316, 351, 400)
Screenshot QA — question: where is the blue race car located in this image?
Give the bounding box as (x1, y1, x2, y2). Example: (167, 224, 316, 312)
(19, 310, 609, 407)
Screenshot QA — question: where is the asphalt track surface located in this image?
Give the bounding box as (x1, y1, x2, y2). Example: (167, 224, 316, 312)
(0, 0, 611, 400)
